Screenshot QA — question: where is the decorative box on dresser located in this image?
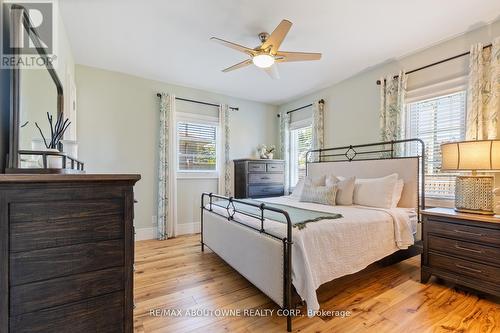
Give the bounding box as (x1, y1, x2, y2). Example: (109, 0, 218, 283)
(0, 174, 140, 333)
(234, 159, 285, 199)
(421, 208, 500, 297)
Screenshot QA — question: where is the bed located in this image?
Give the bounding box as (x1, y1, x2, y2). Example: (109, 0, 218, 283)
(200, 139, 425, 332)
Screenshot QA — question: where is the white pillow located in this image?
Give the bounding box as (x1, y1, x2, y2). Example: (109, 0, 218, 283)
(391, 179, 404, 207)
(325, 176, 356, 205)
(290, 180, 304, 199)
(353, 174, 399, 208)
(299, 184, 337, 205)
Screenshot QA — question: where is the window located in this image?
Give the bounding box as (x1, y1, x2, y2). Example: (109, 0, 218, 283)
(290, 124, 312, 187)
(177, 121, 217, 172)
(406, 90, 466, 199)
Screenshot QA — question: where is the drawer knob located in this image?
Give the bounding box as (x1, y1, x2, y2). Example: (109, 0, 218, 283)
(456, 263, 482, 273)
(454, 244, 483, 254)
(453, 229, 482, 237)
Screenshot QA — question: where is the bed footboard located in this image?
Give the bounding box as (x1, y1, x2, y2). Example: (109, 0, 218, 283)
(201, 193, 293, 332)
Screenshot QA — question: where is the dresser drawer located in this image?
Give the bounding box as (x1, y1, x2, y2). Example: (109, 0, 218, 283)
(428, 235, 500, 266)
(10, 291, 124, 333)
(266, 163, 284, 172)
(10, 240, 124, 285)
(248, 162, 266, 172)
(249, 173, 284, 184)
(10, 267, 124, 316)
(426, 218, 500, 246)
(428, 252, 500, 285)
(248, 185, 284, 198)
(10, 214, 124, 252)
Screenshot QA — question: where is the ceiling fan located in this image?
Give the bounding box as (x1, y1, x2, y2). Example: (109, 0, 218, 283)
(211, 19, 321, 79)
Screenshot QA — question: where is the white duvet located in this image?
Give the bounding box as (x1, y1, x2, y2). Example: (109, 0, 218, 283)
(210, 196, 416, 312)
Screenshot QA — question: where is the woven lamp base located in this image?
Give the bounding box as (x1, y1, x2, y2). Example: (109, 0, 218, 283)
(455, 175, 494, 215)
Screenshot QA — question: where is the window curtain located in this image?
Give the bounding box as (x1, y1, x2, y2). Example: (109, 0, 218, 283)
(279, 112, 291, 194)
(466, 37, 500, 140)
(311, 100, 325, 161)
(379, 71, 407, 142)
(218, 104, 232, 196)
(157, 93, 177, 240)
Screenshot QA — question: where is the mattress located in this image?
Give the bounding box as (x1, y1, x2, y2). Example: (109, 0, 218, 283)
(208, 196, 417, 313)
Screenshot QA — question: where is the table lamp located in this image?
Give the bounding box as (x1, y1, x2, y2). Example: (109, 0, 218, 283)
(441, 140, 499, 215)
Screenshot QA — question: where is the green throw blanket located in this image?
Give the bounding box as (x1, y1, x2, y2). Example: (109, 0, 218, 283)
(212, 199, 342, 230)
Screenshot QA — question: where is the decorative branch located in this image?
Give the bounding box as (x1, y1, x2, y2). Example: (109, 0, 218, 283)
(35, 112, 72, 149)
(35, 121, 49, 149)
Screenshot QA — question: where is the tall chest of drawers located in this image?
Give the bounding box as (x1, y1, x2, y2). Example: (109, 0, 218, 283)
(0, 174, 140, 333)
(421, 208, 500, 297)
(234, 159, 285, 199)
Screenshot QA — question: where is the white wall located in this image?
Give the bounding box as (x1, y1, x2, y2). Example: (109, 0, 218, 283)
(75, 65, 279, 237)
(278, 21, 500, 148)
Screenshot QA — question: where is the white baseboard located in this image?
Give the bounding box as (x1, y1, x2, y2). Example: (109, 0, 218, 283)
(134, 222, 200, 241)
(135, 227, 156, 241)
(177, 222, 201, 235)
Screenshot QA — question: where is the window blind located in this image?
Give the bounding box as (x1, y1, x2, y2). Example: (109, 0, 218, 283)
(290, 125, 312, 186)
(177, 122, 217, 171)
(406, 91, 466, 199)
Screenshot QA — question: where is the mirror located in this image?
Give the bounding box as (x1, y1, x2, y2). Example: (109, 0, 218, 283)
(7, 4, 64, 169)
(19, 67, 58, 151)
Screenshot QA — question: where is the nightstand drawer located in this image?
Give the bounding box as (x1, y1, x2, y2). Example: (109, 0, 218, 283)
(428, 235, 500, 266)
(266, 163, 284, 172)
(426, 219, 500, 246)
(428, 252, 500, 285)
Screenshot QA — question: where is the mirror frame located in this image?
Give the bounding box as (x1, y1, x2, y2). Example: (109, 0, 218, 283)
(7, 4, 63, 169)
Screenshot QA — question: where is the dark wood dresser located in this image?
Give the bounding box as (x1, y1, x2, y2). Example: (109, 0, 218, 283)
(0, 174, 140, 333)
(234, 159, 285, 199)
(421, 208, 500, 297)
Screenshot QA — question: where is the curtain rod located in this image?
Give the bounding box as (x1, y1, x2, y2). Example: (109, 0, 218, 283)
(156, 93, 239, 111)
(376, 43, 493, 85)
(277, 99, 325, 118)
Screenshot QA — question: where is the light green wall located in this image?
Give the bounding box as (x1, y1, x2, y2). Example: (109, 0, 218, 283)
(278, 21, 500, 149)
(75, 65, 279, 230)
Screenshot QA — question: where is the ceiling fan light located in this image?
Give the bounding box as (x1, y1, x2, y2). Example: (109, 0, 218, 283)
(252, 54, 275, 68)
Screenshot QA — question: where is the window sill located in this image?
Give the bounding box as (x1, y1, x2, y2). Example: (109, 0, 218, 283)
(177, 172, 219, 180)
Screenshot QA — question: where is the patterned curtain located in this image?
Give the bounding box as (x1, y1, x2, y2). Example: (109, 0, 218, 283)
(379, 71, 407, 142)
(311, 100, 325, 161)
(157, 93, 177, 240)
(279, 112, 291, 194)
(218, 104, 232, 196)
(466, 37, 500, 140)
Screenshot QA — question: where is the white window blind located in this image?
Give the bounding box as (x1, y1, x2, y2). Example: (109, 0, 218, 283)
(406, 90, 466, 199)
(177, 121, 217, 172)
(290, 125, 312, 187)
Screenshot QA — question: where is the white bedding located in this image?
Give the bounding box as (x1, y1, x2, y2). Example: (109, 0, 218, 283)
(208, 196, 416, 312)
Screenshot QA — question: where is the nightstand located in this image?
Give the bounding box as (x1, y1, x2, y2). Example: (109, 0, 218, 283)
(421, 208, 500, 297)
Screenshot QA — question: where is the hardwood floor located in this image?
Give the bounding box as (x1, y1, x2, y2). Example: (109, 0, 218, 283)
(134, 235, 499, 332)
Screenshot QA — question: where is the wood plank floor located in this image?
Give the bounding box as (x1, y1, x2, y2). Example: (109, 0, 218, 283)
(133, 235, 499, 333)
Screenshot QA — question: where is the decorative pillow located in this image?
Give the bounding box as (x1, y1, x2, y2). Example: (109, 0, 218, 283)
(391, 179, 404, 207)
(304, 175, 326, 186)
(325, 176, 356, 205)
(353, 173, 399, 208)
(299, 184, 337, 205)
(290, 180, 305, 199)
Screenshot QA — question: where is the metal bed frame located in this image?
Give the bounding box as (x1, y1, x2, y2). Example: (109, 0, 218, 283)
(200, 138, 425, 332)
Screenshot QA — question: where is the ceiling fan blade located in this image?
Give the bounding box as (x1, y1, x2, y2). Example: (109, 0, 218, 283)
(260, 19, 292, 54)
(222, 59, 253, 72)
(276, 51, 322, 62)
(264, 64, 280, 80)
(211, 37, 255, 56)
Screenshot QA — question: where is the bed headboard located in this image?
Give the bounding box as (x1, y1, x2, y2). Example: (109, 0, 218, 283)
(306, 139, 425, 211)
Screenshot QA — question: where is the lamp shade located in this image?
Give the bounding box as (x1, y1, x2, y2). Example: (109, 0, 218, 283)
(441, 139, 500, 171)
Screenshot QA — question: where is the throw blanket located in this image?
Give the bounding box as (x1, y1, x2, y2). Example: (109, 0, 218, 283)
(212, 198, 342, 229)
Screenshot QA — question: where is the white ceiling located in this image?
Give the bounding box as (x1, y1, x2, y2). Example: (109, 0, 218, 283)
(59, 0, 500, 105)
